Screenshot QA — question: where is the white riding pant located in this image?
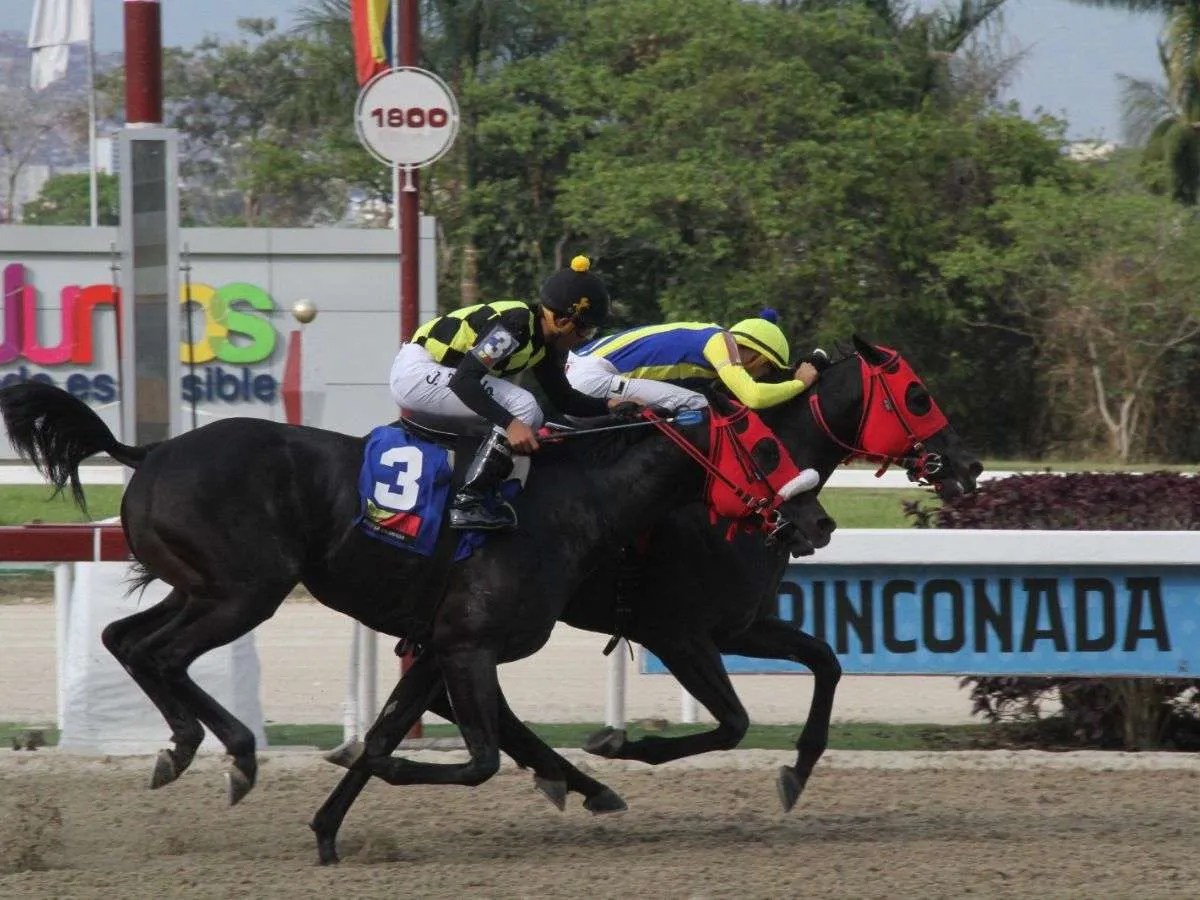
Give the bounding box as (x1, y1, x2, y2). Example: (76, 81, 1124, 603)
(388, 343, 544, 429)
(565, 352, 709, 412)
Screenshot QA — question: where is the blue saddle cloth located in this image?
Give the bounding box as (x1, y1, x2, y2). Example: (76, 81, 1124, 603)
(356, 425, 516, 561)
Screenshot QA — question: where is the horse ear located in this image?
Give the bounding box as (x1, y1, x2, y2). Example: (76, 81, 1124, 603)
(852, 333, 889, 366)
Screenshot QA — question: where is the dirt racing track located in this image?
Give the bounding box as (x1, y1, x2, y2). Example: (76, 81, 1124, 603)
(3, 748, 1199, 899)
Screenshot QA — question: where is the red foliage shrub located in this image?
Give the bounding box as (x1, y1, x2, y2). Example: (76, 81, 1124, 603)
(907, 472, 1200, 749)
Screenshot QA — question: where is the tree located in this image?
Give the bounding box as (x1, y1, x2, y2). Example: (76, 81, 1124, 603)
(939, 160, 1200, 460)
(0, 86, 87, 222)
(22, 173, 119, 225)
(1067, 1, 1200, 204)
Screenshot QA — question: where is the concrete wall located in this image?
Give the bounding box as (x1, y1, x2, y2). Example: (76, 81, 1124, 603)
(0, 223, 437, 458)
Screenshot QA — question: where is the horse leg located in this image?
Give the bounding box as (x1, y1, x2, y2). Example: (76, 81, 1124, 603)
(428, 687, 626, 815)
(100, 590, 206, 787)
(126, 593, 283, 805)
(310, 649, 444, 865)
(360, 646, 502, 789)
(719, 617, 842, 812)
(584, 634, 752, 767)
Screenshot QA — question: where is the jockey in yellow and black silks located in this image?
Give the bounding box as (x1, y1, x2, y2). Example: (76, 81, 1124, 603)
(567, 309, 822, 414)
(389, 255, 624, 531)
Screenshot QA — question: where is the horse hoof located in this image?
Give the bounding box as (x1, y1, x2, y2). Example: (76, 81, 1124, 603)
(323, 740, 366, 770)
(776, 765, 808, 813)
(582, 726, 626, 758)
(534, 775, 567, 811)
(150, 749, 178, 789)
(316, 838, 340, 866)
(583, 787, 627, 815)
(226, 763, 256, 806)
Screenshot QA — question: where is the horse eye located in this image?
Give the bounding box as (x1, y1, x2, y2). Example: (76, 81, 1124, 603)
(905, 382, 932, 416)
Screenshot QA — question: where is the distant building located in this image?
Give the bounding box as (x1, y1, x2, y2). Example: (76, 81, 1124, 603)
(1065, 140, 1120, 162)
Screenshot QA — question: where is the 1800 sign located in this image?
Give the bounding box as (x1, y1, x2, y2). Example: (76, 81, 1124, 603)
(369, 107, 451, 129)
(355, 68, 460, 168)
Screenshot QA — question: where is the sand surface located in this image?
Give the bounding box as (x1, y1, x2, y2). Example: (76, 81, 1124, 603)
(2, 749, 1197, 898)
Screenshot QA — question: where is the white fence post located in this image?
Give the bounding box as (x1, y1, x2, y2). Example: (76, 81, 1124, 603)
(605, 640, 627, 728)
(356, 625, 378, 739)
(680, 687, 698, 724)
(54, 563, 74, 728)
(343, 623, 361, 742)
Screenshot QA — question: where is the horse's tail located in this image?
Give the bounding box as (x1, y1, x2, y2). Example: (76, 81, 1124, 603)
(0, 381, 154, 512)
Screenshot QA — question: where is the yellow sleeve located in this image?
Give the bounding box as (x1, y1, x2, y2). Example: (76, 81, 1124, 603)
(702, 332, 807, 410)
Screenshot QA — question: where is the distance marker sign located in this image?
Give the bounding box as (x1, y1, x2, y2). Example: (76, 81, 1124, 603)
(354, 67, 460, 168)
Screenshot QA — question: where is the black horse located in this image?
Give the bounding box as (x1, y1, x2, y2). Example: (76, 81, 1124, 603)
(0, 370, 829, 816)
(313, 336, 980, 861)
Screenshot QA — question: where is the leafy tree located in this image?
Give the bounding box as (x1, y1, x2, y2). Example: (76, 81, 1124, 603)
(939, 158, 1200, 460)
(0, 86, 88, 222)
(1067, 1, 1200, 203)
(22, 173, 119, 225)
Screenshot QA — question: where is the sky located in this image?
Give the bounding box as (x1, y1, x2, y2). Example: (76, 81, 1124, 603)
(2, 0, 1170, 141)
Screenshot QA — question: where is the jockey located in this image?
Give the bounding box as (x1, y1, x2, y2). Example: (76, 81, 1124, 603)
(389, 255, 621, 531)
(567, 310, 823, 414)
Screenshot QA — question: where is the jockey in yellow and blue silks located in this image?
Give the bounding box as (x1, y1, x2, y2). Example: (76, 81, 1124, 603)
(566, 309, 821, 414)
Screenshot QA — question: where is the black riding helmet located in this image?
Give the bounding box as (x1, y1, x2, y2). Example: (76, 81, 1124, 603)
(539, 255, 610, 328)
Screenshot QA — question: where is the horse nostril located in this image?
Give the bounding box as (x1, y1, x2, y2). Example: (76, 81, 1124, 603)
(968, 461, 983, 479)
(818, 516, 836, 536)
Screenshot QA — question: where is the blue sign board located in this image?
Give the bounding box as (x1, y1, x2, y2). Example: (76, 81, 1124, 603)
(641, 565, 1200, 676)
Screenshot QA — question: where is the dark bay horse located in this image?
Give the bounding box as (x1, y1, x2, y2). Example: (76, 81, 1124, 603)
(0, 375, 828, 817)
(314, 336, 981, 860)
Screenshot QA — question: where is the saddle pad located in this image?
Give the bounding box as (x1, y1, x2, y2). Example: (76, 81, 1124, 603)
(356, 425, 525, 560)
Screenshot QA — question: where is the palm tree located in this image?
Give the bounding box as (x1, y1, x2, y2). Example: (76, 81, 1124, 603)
(1067, 1, 1200, 204)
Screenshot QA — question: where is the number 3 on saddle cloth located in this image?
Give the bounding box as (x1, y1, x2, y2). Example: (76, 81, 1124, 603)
(355, 425, 521, 560)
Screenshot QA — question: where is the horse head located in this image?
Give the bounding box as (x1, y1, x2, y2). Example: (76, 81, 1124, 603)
(699, 392, 836, 556)
(761, 333, 983, 507)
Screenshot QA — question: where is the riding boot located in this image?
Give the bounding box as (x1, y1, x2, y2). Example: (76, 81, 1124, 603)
(449, 429, 518, 531)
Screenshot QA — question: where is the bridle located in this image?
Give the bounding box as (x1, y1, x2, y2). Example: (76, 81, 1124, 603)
(643, 406, 809, 544)
(807, 348, 948, 487)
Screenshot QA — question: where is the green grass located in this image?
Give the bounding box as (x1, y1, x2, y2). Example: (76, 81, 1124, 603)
(1, 720, 992, 752)
(0, 485, 123, 525)
(819, 488, 930, 529)
(0, 484, 926, 529)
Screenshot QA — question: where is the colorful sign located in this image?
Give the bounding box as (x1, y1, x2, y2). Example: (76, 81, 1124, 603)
(641, 564, 1198, 676)
(1, 263, 281, 404)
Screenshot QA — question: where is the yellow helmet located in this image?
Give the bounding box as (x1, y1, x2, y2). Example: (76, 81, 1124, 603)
(729, 314, 790, 369)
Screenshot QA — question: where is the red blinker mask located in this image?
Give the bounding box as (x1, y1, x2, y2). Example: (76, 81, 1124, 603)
(856, 347, 948, 459)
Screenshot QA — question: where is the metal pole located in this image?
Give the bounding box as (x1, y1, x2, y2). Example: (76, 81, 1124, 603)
(398, 0, 420, 340)
(181, 245, 197, 431)
(87, 2, 98, 226)
(396, 0, 423, 741)
(123, 0, 163, 125)
(391, 0, 400, 234)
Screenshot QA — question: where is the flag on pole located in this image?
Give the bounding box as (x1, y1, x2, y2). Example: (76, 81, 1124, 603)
(28, 0, 91, 90)
(351, 0, 392, 85)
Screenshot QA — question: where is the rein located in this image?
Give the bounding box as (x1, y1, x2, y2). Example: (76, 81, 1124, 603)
(808, 349, 946, 484)
(641, 407, 802, 538)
